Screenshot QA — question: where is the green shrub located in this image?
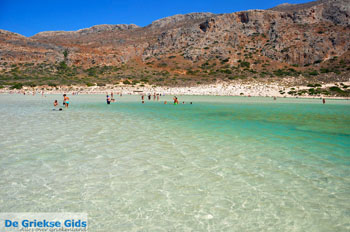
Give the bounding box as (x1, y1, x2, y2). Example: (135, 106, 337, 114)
(240, 61, 250, 68)
(308, 88, 315, 94)
(57, 61, 68, 71)
(220, 69, 232, 74)
(87, 67, 97, 77)
(10, 83, 23, 89)
(63, 49, 69, 59)
(123, 80, 131, 85)
(221, 58, 229, 63)
(320, 68, 330, 73)
(309, 70, 319, 76)
(329, 86, 343, 93)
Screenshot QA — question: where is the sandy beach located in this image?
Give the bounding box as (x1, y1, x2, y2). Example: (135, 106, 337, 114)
(1, 81, 349, 99)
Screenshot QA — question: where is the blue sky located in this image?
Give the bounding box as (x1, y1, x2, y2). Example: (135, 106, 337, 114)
(0, 0, 311, 37)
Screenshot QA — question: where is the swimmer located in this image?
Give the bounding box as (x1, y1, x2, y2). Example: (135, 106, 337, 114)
(54, 100, 58, 107)
(323, 98, 326, 104)
(164, 101, 167, 104)
(106, 95, 111, 104)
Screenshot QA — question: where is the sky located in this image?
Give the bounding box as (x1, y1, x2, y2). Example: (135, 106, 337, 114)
(0, 0, 312, 37)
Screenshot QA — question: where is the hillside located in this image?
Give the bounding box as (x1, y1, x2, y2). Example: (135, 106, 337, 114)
(0, 0, 349, 96)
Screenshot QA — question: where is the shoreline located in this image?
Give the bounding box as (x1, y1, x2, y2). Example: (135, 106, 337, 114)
(1, 81, 349, 100)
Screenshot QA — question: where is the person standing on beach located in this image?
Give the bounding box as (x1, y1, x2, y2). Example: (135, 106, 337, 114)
(54, 100, 58, 107)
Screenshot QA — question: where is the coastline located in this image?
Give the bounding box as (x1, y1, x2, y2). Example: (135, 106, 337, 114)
(1, 81, 349, 100)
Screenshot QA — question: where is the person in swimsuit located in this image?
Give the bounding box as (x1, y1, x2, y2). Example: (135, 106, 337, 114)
(63, 94, 70, 108)
(54, 100, 58, 107)
(63, 94, 66, 106)
(173, 96, 179, 105)
(106, 95, 111, 104)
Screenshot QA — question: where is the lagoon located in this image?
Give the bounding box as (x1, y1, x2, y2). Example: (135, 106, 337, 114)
(0, 94, 349, 231)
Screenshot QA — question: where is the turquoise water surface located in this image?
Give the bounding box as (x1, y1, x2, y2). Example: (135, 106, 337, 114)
(0, 94, 349, 231)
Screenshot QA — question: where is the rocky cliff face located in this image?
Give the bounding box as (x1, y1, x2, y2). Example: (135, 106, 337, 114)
(0, 0, 349, 71)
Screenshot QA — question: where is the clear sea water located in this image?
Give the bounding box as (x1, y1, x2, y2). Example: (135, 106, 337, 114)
(0, 94, 349, 231)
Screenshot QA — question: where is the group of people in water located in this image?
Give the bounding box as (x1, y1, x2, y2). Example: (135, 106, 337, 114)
(52, 92, 192, 108)
(141, 93, 161, 103)
(140, 93, 192, 105)
(105, 92, 190, 105)
(106, 92, 122, 104)
(50, 92, 326, 109)
(53, 94, 69, 110)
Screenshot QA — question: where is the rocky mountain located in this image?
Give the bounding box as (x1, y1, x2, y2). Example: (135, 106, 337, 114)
(0, 0, 350, 88)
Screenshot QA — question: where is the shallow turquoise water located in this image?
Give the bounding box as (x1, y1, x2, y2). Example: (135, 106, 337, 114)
(0, 94, 349, 231)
